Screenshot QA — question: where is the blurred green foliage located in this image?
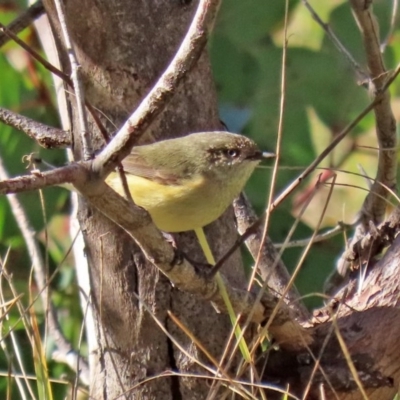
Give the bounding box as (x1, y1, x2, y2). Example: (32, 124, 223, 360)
(210, 0, 400, 306)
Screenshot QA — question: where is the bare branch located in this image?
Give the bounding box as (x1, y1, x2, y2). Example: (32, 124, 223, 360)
(82, 181, 313, 351)
(274, 225, 345, 249)
(333, 0, 399, 282)
(0, 20, 110, 146)
(93, 0, 222, 177)
(54, 0, 92, 160)
(270, 95, 381, 212)
(381, 0, 399, 52)
(0, 107, 71, 148)
(211, 94, 383, 277)
(0, 163, 312, 350)
(350, 0, 397, 228)
(0, 163, 86, 195)
(233, 194, 308, 319)
(247, 0, 290, 302)
(0, 1, 45, 49)
(301, 0, 368, 81)
(344, 206, 400, 268)
(0, 21, 70, 83)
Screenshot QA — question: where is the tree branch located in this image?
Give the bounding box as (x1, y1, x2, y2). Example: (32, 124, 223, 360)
(53, 0, 92, 160)
(350, 0, 397, 229)
(93, 0, 222, 176)
(0, 107, 71, 148)
(0, 1, 45, 49)
(0, 162, 312, 350)
(81, 181, 313, 351)
(301, 0, 368, 83)
(334, 0, 398, 282)
(0, 163, 86, 195)
(233, 194, 308, 320)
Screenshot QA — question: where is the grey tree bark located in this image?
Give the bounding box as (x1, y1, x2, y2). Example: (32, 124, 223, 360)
(41, 0, 246, 398)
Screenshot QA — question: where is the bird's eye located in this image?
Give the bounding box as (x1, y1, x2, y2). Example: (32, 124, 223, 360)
(225, 149, 240, 158)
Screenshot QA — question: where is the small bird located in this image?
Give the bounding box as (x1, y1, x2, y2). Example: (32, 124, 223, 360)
(106, 131, 274, 232)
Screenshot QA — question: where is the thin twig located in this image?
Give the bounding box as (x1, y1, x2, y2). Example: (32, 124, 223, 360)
(0, 155, 89, 381)
(350, 0, 397, 228)
(210, 92, 380, 277)
(248, 0, 289, 295)
(0, 21, 111, 144)
(270, 95, 382, 212)
(53, 0, 92, 160)
(233, 194, 306, 314)
(0, 1, 45, 49)
(0, 22, 70, 82)
(301, 296, 348, 400)
(93, 0, 223, 176)
(381, 0, 398, 52)
(261, 175, 337, 340)
(0, 162, 87, 195)
(335, 0, 399, 281)
(301, 0, 368, 82)
(229, 175, 328, 376)
(0, 264, 34, 400)
(274, 225, 344, 249)
(85, 181, 312, 349)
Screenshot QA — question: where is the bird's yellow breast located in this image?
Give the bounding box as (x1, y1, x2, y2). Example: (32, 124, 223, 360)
(106, 172, 234, 232)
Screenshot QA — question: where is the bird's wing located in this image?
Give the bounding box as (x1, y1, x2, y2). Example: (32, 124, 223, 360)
(122, 150, 182, 185)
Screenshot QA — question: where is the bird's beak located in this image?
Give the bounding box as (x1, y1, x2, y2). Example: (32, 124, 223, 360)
(261, 151, 276, 159)
(247, 151, 275, 161)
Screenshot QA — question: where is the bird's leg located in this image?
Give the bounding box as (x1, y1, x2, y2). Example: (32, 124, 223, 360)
(164, 231, 213, 272)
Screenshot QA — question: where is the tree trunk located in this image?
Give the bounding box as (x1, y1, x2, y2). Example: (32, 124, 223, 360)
(41, 0, 246, 398)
